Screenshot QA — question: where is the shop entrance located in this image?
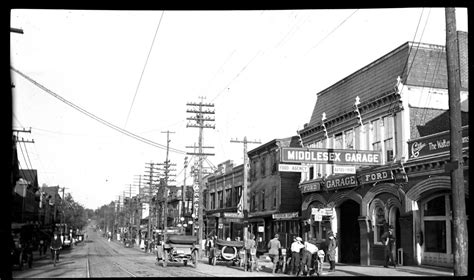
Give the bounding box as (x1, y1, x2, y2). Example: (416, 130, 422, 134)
(339, 199, 360, 264)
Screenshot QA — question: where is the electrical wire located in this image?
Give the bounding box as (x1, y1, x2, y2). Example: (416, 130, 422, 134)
(22, 141, 34, 174)
(11, 66, 187, 155)
(124, 10, 165, 129)
(304, 9, 359, 56)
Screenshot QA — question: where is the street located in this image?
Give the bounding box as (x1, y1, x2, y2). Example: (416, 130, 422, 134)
(12, 225, 454, 278)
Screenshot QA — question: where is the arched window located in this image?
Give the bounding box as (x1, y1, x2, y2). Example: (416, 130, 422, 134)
(370, 199, 386, 244)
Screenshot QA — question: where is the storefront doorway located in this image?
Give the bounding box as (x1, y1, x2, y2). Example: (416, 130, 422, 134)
(339, 199, 360, 264)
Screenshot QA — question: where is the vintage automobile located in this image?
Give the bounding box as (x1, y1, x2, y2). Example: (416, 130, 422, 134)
(209, 239, 245, 267)
(158, 234, 199, 268)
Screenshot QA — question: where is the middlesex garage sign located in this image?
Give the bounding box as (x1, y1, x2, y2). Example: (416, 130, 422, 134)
(281, 147, 381, 166)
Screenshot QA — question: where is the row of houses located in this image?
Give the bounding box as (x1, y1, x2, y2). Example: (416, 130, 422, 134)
(200, 32, 469, 269)
(11, 163, 64, 234)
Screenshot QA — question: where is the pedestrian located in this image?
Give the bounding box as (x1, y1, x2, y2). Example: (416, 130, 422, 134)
(301, 238, 319, 276)
(289, 236, 304, 275)
(50, 232, 62, 262)
(381, 225, 396, 268)
(244, 233, 257, 272)
(267, 233, 281, 274)
(205, 236, 214, 257)
(327, 231, 337, 272)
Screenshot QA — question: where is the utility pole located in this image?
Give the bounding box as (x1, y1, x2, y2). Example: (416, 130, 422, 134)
(159, 131, 176, 230)
(445, 8, 467, 276)
(230, 137, 261, 244)
(144, 162, 161, 240)
(180, 156, 189, 233)
(133, 175, 143, 243)
(186, 97, 215, 256)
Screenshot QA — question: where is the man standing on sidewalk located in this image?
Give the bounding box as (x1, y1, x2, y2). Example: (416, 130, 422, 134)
(289, 237, 304, 275)
(268, 234, 281, 274)
(381, 225, 396, 268)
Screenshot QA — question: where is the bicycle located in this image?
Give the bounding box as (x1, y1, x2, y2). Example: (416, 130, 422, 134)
(51, 247, 61, 267)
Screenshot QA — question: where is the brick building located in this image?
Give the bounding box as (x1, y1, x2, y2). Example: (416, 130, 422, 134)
(297, 32, 468, 268)
(247, 136, 303, 253)
(203, 160, 244, 240)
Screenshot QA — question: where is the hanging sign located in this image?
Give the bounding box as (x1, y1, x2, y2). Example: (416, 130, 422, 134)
(281, 147, 381, 165)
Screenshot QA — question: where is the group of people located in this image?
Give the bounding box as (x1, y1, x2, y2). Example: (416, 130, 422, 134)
(267, 231, 337, 276)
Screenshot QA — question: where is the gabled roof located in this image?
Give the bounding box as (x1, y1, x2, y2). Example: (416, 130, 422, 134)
(19, 169, 39, 190)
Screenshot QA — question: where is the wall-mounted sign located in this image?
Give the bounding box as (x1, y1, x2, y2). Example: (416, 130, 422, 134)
(326, 175, 358, 189)
(300, 182, 321, 193)
(272, 212, 299, 220)
(258, 226, 264, 232)
(359, 170, 394, 184)
(223, 212, 244, 218)
(281, 147, 381, 165)
(408, 126, 469, 159)
(333, 165, 356, 174)
(278, 164, 309, 172)
(312, 207, 333, 216)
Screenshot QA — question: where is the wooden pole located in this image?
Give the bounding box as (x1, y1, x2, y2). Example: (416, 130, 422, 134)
(445, 7, 467, 276)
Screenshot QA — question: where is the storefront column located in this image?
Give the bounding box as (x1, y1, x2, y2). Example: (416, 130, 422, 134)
(358, 216, 372, 266)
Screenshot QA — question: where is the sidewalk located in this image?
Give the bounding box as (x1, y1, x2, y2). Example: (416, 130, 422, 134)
(252, 256, 454, 277)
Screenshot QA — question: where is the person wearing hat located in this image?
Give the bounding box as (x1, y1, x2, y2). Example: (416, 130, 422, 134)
(289, 236, 305, 275)
(50, 232, 62, 262)
(381, 225, 396, 268)
(327, 231, 337, 272)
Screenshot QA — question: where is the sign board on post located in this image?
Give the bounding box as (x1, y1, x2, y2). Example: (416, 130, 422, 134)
(280, 147, 381, 165)
(314, 213, 322, 222)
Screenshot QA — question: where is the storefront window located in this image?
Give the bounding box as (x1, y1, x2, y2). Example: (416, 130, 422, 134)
(422, 194, 453, 257)
(424, 195, 446, 216)
(424, 220, 447, 253)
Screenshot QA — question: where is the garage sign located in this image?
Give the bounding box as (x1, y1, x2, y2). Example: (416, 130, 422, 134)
(281, 148, 381, 166)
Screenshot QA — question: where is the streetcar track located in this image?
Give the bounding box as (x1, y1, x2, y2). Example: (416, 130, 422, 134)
(113, 261, 138, 277)
(86, 234, 216, 277)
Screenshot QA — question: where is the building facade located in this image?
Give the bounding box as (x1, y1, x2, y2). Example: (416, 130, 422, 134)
(297, 32, 468, 268)
(204, 160, 244, 240)
(247, 136, 303, 253)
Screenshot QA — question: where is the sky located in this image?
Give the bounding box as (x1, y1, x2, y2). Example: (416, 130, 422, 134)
(10, 8, 468, 210)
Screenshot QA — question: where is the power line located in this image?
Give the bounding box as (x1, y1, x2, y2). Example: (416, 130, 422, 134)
(22, 141, 34, 173)
(124, 10, 165, 129)
(305, 9, 359, 56)
(11, 66, 187, 155)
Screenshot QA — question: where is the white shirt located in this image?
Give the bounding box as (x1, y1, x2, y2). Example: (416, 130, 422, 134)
(291, 241, 305, 253)
(304, 241, 318, 254)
